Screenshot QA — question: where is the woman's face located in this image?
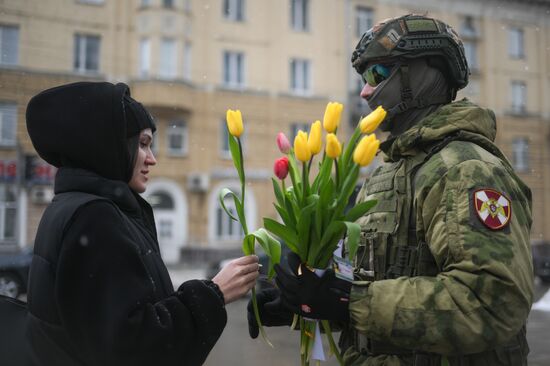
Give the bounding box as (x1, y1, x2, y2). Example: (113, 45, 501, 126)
(128, 128, 156, 193)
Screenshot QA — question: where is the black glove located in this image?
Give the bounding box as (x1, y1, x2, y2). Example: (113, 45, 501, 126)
(247, 287, 294, 339)
(274, 252, 351, 321)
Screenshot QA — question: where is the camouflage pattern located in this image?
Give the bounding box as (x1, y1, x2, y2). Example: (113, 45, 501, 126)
(343, 99, 533, 365)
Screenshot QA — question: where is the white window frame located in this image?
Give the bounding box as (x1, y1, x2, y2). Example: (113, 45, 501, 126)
(159, 38, 177, 79)
(508, 27, 524, 59)
(290, 58, 311, 95)
(74, 33, 100, 73)
(222, 50, 245, 88)
(0, 25, 19, 66)
(223, 0, 245, 22)
(512, 137, 529, 173)
(511, 80, 527, 115)
(0, 102, 17, 147)
(356, 6, 373, 38)
(166, 120, 188, 156)
(139, 38, 151, 77)
(290, 0, 309, 31)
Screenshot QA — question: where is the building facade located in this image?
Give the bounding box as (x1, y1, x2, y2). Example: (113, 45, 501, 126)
(0, 0, 549, 263)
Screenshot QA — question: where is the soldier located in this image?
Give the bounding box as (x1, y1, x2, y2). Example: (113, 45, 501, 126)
(249, 14, 534, 366)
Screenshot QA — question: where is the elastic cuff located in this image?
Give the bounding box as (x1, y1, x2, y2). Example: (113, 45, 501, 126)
(202, 279, 225, 305)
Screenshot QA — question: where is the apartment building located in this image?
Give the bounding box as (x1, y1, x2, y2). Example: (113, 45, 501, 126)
(0, 0, 548, 263)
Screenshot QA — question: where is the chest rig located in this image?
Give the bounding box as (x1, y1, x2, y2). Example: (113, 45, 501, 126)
(353, 150, 438, 282)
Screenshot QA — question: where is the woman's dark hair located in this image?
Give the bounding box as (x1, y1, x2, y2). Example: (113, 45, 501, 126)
(126, 134, 139, 180)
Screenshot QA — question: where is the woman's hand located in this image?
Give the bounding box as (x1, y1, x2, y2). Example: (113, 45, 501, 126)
(212, 255, 259, 304)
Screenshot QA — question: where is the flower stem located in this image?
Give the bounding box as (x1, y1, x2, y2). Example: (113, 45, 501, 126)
(334, 159, 340, 190)
(237, 138, 248, 235)
(301, 162, 308, 206)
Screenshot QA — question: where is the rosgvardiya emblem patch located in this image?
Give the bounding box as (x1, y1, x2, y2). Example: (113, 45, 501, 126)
(473, 189, 511, 230)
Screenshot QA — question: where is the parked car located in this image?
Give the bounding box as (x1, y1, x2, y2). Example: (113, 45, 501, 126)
(532, 241, 550, 283)
(0, 247, 33, 298)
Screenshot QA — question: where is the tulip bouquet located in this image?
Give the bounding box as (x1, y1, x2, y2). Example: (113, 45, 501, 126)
(265, 103, 385, 365)
(221, 103, 386, 365)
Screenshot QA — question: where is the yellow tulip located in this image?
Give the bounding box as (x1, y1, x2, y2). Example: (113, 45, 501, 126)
(359, 106, 387, 134)
(323, 102, 343, 133)
(325, 133, 342, 159)
(226, 109, 244, 137)
(307, 120, 322, 155)
(294, 130, 311, 162)
(353, 134, 380, 166)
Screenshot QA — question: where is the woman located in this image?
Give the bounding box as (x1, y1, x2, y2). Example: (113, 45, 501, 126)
(23, 81, 259, 366)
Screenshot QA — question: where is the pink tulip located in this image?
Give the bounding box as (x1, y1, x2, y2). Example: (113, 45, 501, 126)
(276, 132, 291, 154)
(274, 156, 289, 180)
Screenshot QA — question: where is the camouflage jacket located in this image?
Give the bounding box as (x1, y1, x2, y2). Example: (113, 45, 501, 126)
(344, 99, 533, 364)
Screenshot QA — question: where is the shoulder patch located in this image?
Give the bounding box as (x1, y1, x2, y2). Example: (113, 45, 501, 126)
(473, 189, 511, 230)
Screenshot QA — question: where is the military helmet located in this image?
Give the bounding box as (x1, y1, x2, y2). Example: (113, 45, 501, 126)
(351, 14, 469, 92)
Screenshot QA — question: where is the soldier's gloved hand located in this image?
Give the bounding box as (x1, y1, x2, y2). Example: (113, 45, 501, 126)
(247, 287, 294, 339)
(274, 252, 351, 322)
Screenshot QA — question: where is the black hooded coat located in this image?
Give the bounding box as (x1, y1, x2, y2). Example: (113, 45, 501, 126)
(20, 82, 227, 366)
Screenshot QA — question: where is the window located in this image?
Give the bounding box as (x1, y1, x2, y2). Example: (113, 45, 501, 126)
(508, 27, 524, 59)
(512, 138, 529, 173)
(0, 102, 16, 146)
(158, 219, 173, 239)
(141, 0, 151, 6)
(223, 0, 245, 22)
(290, 58, 311, 95)
(356, 7, 373, 37)
(74, 34, 100, 73)
(159, 38, 177, 79)
(463, 41, 478, 71)
(511, 81, 526, 115)
(222, 51, 245, 88)
(77, 0, 105, 4)
(0, 184, 17, 242)
(290, 0, 309, 31)
(139, 38, 151, 77)
(166, 120, 188, 156)
(0, 25, 19, 66)
(290, 122, 309, 142)
(148, 191, 175, 209)
(183, 41, 192, 80)
(163, 0, 174, 8)
(216, 193, 244, 240)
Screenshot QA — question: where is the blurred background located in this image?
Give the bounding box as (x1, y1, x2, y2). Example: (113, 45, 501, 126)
(0, 0, 549, 365)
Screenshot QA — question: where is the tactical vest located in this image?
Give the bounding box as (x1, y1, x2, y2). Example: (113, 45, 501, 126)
(341, 137, 529, 366)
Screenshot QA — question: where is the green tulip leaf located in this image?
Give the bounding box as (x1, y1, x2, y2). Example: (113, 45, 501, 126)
(272, 178, 285, 208)
(218, 188, 241, 222)
(249, 228, 281, 278)
(344, 199, 377, 222)
(228, 133, 245, 184)
(263, 217, 299, 255)
(342, 221, 361, 261)
(242, 233, 255, 256)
